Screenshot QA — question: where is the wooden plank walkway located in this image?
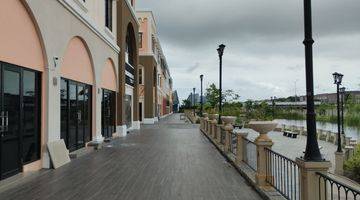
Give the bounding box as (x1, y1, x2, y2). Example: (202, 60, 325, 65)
(0, 114, 262, 200)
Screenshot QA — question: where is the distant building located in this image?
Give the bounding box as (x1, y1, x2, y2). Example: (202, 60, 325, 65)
(187, 93, 206, 106)
(172, 91, 180, 113)
(299, 91, 360, 104)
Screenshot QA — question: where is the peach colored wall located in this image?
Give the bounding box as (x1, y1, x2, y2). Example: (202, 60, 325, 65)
(139, 18, 149, 54)
(60, 37, 94, 85)
(0, 0, 44, 71)
(101, 58, 117, 91)
(0, 1, 47, 172)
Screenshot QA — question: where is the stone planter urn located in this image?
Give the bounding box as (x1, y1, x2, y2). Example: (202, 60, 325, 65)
(208, 114, 215, 120)
(203, 113, 209, 119)
(248, 121, 278, 142)
(221, 116, 236, 131)
(209, 114, 219, 121)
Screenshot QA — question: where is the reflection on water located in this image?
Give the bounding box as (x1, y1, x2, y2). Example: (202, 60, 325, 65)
(274, 119, 360, 140)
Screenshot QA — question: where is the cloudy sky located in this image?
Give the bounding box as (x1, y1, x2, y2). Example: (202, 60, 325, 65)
(137, 0, 360, 102)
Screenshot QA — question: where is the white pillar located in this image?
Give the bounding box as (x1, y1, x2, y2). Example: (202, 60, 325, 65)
(42, 61, 62, 169)
(94, 87, 104, 143)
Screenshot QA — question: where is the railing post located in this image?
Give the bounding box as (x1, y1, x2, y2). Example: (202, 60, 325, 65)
(255, 133, 273, 187)
(203, 114, 208, 132)
(215, 124, 222, 144)
(236, 130, 248, 165)
(207, 119, 212, 135)
(296, 158, 331, 200)
(224, 123, 234, 153)
(199, 117, 204, 131)
(335, 151, 345, 175)
(211, 118, 217, 139)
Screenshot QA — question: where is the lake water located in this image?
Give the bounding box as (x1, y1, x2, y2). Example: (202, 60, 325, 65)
(274, 119, 360, 140)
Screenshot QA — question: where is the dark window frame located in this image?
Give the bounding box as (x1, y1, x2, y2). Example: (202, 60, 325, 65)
(105, 0, 112, 31)
(139, 68, 143, 85)
(139, 32, 143, 48)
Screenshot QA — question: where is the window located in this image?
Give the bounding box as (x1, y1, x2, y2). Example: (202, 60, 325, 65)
(139, 32, 143, 48)
(153, 68, 157, 86)
(105, 0, 112, 31)
(158, 74, 161, 87)
(139, 68, 143, 84)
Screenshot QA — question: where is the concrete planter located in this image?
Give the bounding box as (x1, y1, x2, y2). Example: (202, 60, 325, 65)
(221, 116, 236, 131)
(248, 121, 277, 142)
(203, 113, 209, 119)
(221, 116, 236, 125)
(208, 114, 216, 120)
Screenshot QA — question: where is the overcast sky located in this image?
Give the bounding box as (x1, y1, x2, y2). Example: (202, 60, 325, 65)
(137, 0, 360, 102)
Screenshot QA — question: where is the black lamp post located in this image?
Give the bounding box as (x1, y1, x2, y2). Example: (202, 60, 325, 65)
(193, 87, 196, 116)
(333, 72, 344, 152)
(340, 87, 346, 135)
(200, 75, 204, 117)
(217, 44, 225, 124)
(271, 96, 276, 119)
(303, 0, 322, 161)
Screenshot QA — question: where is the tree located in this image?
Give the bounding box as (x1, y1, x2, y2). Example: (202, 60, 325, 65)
(205, 83, 240, 109)
(205, 84, 219, 108)
(180, 99, 191, 109)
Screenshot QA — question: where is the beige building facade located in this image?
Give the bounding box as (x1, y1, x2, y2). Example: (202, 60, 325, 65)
(137, 11, 173, 124)
(0, 0, 140, 180)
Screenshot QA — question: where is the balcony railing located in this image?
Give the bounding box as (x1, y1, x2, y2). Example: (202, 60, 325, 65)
(220, 128, 226, 145)
(198, 115, 360, 200)
(265, 148, 301, 200)
(317, 172, 360, 200)
(243, 137, 257, 171)
(229, 131, 237, 155)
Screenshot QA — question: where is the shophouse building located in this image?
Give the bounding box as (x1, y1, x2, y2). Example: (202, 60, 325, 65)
(137, 11, 173, 124)
(0, 0, 139, 180)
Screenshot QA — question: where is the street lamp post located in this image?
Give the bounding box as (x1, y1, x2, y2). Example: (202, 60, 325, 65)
(303, 0, 322, 161)
(271, 97, 275, 118)
(217, 44, 225, 124)
(340, 87, 346, 135)
(333, 72, 344, 152)
(193, 87, 196, 116)
(200, 75, 204, 117)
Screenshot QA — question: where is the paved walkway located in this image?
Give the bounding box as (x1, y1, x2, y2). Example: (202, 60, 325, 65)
(0, 114, 261, 200)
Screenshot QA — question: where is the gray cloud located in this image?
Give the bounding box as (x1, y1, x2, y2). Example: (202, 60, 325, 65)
(137, 0, 360, 101)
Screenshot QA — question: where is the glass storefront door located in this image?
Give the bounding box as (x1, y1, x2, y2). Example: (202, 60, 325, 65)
(60, 78, 92, 152)
(125, 94, 132, 128)
(0, 61, 41, 180)
(101, 89, 115, 138)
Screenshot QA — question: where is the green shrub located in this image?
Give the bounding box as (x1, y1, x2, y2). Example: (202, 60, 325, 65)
(344, 145, 360, 182)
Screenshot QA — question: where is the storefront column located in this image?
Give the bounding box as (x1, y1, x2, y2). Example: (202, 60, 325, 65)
(43, 58, 61, 169)
(94, 86, 104, 142)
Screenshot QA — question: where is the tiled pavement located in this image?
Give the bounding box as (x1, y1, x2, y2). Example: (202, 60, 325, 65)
(0, 114, 262, 200)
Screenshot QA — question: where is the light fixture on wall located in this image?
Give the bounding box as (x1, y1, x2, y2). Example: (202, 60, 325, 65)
(53, 56, 59, 68)
(53, 77, 58, 86)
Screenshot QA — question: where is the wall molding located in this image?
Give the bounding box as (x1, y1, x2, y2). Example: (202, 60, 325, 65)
(57, 0, 120, 53)
(123, 0, 140, 27)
